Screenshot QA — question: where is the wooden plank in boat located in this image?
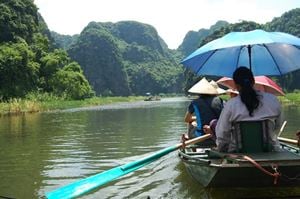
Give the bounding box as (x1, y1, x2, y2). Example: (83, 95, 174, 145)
(244, 151, 300, 161)
(205, 149, 300, 161)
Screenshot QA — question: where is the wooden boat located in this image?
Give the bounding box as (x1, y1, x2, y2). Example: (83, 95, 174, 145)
(178, 141, 300, 188)
(144, 96, 161, 101)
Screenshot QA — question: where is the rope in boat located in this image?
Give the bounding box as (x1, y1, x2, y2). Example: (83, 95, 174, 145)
(242, 155, 280, 184)
(227, 154, 281, 184)
(240, 157, 300, 183)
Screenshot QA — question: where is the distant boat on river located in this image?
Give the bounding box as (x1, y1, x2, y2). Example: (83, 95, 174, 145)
(144, 95, 161, 101)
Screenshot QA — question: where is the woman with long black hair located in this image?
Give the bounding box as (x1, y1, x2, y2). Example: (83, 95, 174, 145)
(215, 67, 283, 152)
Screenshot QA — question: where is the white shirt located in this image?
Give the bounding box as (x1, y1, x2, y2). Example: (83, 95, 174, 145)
(216, 91, 282, 152)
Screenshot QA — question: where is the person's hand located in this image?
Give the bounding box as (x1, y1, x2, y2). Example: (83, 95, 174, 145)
(203, 125, 213, 135)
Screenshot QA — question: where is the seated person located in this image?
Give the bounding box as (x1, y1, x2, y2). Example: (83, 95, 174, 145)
(184, 77, 224, 139)
(214, 67, 283, 152)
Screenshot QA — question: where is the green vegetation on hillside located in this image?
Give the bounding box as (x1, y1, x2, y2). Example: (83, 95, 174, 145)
(66, 21, 184, 96)
(0, 0, 94, 101)
(178, 20, 229, 56)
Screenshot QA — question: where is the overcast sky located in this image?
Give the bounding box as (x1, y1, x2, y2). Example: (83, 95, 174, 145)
(34, 0, 300, 49)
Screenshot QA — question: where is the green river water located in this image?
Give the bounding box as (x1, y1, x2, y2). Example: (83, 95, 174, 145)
(0, 97, 299, 199)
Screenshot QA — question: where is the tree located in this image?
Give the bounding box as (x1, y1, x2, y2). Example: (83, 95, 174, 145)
(0, 0, 95, 101)
(0, 41, 39, 99)
(0, 0, 39, 43)
(49, 62, 94, 99)
(39, 49, 70, 91)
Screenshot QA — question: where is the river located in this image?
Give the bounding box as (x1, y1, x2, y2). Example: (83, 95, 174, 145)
(0, 97, 299, 199)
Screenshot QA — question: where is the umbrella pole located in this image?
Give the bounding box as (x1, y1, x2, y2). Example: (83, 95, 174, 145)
(247, 45, 252, 71)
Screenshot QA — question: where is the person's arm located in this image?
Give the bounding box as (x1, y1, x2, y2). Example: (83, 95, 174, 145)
(184, 112, 196, 123)
(215, 102, 233, 152)
(184, 102, 196, 123)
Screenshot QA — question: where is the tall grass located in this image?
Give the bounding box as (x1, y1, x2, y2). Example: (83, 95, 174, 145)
(0, 98, 41, 115)
(280, 93, 300, 104)
(0, 92, 144, 116)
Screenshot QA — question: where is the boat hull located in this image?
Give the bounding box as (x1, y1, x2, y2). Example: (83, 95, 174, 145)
(179, 144, 300, 187)
(182, 160, 300, 187)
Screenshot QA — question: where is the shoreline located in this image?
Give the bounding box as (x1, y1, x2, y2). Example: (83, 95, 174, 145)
(0, 93, 299, 116)
(0, 96, 145, 116)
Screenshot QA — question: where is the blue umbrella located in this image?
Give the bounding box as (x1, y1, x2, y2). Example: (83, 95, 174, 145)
(181, 29, 300, 77)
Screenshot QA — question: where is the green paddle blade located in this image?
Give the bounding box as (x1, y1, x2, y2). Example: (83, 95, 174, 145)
(46, 145, 177, 199)
(46, 134, 211, 199)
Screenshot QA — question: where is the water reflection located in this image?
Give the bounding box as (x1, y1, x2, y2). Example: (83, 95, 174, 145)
(0, 98, 299, 199)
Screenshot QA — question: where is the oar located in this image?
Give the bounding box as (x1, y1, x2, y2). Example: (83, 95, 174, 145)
(277, 120, 287, 137)
(46, 134, 212, 199)
(278, 136, 298, 145)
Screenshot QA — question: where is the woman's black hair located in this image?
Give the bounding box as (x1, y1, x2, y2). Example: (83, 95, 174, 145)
(233, 67, 259, 116)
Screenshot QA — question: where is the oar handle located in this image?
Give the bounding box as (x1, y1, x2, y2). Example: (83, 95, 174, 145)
(122, 134, 211, 171)
(278, 136, 298, 145)
(176, 134, 212, 148)
(278, 121, 287, 137)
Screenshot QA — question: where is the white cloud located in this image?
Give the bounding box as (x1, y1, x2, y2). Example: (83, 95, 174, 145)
(34, 0, 300, 49)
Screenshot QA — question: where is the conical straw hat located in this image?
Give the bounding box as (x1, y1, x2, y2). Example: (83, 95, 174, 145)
(188, 77, 219, 95)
